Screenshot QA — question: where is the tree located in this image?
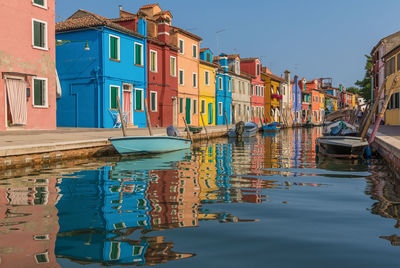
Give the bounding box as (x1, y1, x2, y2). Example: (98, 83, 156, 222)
(354, 55, 372, 101)
(346, 86, 360, 95)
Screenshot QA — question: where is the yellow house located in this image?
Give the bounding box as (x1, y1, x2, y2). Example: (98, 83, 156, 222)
(261, 70, 284, 123)
(199, 48, 217, 126)
(383, 45, 400, 125)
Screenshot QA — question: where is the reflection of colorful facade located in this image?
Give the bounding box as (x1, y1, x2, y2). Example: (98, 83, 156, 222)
(0, 177, 59, 267)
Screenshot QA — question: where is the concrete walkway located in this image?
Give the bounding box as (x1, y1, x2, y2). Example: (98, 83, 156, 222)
(0, 126, 230, 157)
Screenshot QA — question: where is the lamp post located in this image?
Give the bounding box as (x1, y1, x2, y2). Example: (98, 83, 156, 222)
(56, 39, 90, 51)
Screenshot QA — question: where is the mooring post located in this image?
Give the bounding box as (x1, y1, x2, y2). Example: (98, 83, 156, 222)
(200, 114, 209, 140)
(116, 95, 127, 137)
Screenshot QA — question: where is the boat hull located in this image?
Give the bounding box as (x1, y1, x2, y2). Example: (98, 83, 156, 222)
(109, 136, 191, 155)
(316, 136, 368, 159)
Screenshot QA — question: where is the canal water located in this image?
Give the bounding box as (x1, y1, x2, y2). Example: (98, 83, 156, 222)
(0, 128, 399, 267)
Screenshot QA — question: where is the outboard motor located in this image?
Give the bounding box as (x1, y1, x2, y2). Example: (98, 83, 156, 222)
(167, 126, 180, 137)
(235, 121, 245, 137)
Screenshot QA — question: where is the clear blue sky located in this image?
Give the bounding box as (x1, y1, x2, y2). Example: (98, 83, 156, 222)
(56, 0, 400, 88)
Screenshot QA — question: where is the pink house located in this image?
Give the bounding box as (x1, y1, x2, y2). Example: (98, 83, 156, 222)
(0, 0, 56, 131)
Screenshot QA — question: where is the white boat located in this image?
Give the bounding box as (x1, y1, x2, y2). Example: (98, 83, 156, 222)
(109, 136, 191, 155)
(228, 122, 258, 138)
(316, 136, 369, 159)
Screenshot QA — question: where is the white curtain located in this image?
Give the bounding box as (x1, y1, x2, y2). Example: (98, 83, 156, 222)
(6, 78, 27, 125)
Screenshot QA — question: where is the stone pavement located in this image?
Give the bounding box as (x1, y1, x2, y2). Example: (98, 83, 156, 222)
(375, 125, 400, 140)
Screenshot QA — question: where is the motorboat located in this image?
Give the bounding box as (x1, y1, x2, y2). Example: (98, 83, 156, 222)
(316, 136, 370, 159)
(228, 122, 258, 138)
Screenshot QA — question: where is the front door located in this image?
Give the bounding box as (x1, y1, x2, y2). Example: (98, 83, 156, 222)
(208, 103, 213, 124)
(5, 78, 27, 127)
(123, 90, 133, 124)
(185, 98, 191, 125)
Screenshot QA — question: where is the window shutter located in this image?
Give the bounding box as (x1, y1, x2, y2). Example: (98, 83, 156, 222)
(151, 92, 156, 111)
(33, 21, 42, 47)
(136, 90, 142, 110)
(110, 37, 118, 60)
(110, 87, 118, 109)
(34, 0, 45, 5)
(34, 79, 43, 106)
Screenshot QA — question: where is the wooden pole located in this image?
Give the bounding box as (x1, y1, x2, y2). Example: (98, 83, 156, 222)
(116, 95, 127, 137)
(368, 74, 399, 143)
(360, 78, 389, 139)
(224, 111, 229, 132)
(144, 101, 153, 136)
(183, 116, 193, 142)
(200, 114, 209, 140)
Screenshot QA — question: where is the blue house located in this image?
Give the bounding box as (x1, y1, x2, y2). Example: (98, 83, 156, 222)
(56, 10, 147, 128)
(292, 75, 302, 124)
(215, 54, 232, 125)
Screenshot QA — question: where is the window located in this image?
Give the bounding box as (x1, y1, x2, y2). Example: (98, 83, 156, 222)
(179, 39, 184, 54)
(134, 43, 143, 66)
(218, 102, 223, 116)
(193, 73, 197, 88)
(35, 252, 49, 264)
(229, 80, 232, 92)
(179, 98, 183, 113)
(110, 242, 120, 260)
(218, 77, 223, 90)
(179, 69, 184, 85)
(110, 86, 120, 110)
(201, 100, 206, 114)
(205, 71, 210, 85)
(150, 91, 157, 111)
(193, 99, 197, 114)
(109, 35, 119, 60)
(32, 19, 47, 49)
(33, 0, 46, 8)
(133, 246, 144, 256)
(193, 44, 198, 58)
(170, 56, 176, 76)
(396, 92, 400, 109)
(251, 85, 254, 95)
(206, 53, 211, 62)
(257, 63, 260, 76)
(33, 78, 48, 107)
(150, 50, 157, 72)
(135, 88, 143, 111)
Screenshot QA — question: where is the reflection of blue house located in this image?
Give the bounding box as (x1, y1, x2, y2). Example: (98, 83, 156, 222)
(214, 143, 234, 203)
(56, 166, 151, 265)
(215, 54, 232, 125)
(56, 10, 147, 128)
(292, 75, 302, 124)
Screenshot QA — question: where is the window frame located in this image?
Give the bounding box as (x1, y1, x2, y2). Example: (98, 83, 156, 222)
(179, 69, 184, 86)
(179, 39, 184, 54)
(134, 42, 144, 66)
(32, 0, 47, 9)
(193, 72, 198, 88)
(205, 70, 210, 86)
(193, 99, 197, 114)
(32, 77, 48, 108)
(192, 44, 198, 59)
(109, 85, 120, 110)
(135, 88, 144, 111)
(179, 97, 184, 113)
(218, 77, 223, 90)
(170, 56, 177, 77)
(32, 18, 48, 50)
(218, 102, 223, 116)
(201, 99, 206, 114)
(108, 34, 120, 61)
(150, 91, 157, 112)
(149, 50, 158, 73)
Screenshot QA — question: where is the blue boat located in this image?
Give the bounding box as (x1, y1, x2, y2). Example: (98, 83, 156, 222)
(109, 136, 191, 155)
(262, 122, 281, 133)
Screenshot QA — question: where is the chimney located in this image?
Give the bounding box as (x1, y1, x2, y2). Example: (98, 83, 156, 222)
(137, 12, 147, 37)
(284, 70, 290, 84)
(157, 18, 170, 44)
(219, 53, 228, 72)
(119, 5, 122, 11)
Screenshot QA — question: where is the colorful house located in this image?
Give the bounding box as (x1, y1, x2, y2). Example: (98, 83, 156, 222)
(0, 0, 57, 131)
(299, 78, 311, 123)
(291, 75, 302, 124)
(170, 26, 202, 127)
(228, 54, 252, 123)
(261, 68, 284, 123)
(280, 70, 292, 126)
(56, 10, 148, 128)
(199, 48, 217, 126)
(214, 54, 233, 125)
(241, 58, 264, 124)
(113, 5, 179, 127)
(383, 44, 400, 125)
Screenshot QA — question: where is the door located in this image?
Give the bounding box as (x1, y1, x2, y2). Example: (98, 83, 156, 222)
(123, 90, 133, 124)
(208, 103, 213, 124)
(185, 98, 191, 125)
(5, 78, 27, 127)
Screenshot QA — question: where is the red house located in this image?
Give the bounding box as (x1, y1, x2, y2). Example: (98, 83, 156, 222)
(0, 0, 57, 131)
(241, 58, 265, 124)
(114, 4, 179, 127)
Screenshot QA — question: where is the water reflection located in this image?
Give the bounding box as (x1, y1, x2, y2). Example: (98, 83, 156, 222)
(0, 127, 400, 267)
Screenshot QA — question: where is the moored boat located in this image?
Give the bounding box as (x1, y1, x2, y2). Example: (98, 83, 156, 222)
(323, 121, 357, 136)
(228, 122, 258, 138)
(316, 136, 369, 159)
(109, 136, 191, 155)
(262, 122, 281, 133)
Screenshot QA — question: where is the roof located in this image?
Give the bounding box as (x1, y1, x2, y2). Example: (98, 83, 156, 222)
(261, 72, 284, 82)
(371, 30, 400, 55)
(241, 57, 260, 62)
(383, 43, 400, 59)
(170, 26, 202, 41)
(240, 71, 256, 79)
(140, 3, 159, 9)
(200, 48, 212, 53)
(199, 59, 218, 68)
(56, 9, 144, 39)
(147, 36, 179, 50)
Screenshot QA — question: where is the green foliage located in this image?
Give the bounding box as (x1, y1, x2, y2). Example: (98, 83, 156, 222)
(354, 55, 372, 101)
(346, 86, 360, 94)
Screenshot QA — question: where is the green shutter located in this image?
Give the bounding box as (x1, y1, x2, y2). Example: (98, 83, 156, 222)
(151, 92, 156, 111)
(34, 79, 43, 106)
(179, 98, 183, 113)
(135, 44, 142, 65)
(33, 21, 42, 47)
(110, 86, 118, 109)
(110, 242, 120, 260)
(34, 0, 45, 5)
(136, 90, 142, 110)
(110, 36, 118, 60)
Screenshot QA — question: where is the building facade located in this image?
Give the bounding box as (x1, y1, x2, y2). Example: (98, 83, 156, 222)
(214, 54, 232, 125)
(0, 0, 57, 131)
(56, 10, 148, 128)
(261, 70, 284, 123)
(291, 75, 302, 124)
(383, 45, 400, 125)
(199, 48, 217, 126)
